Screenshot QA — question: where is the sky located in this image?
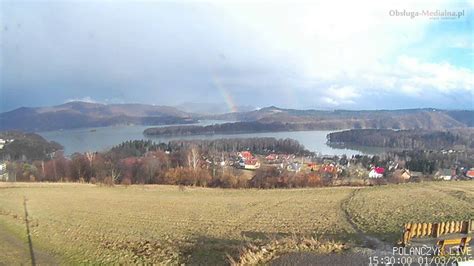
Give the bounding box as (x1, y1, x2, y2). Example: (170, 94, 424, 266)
(1, 0, 473, 112)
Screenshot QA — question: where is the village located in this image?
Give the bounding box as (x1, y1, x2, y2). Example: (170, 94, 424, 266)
(0, 135, 473, 186)
(203, 149, 474, 184)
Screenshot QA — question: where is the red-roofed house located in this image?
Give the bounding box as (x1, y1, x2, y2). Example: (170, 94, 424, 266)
(375, 167, 385, 174)
(239, 151, 253, 160)
(265, 154, 277, 161)
(466, 168, 474, 179)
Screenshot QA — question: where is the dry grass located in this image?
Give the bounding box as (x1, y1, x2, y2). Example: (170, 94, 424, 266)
(0, 181, 472, 264)
(228, 236, 345, 265)
(345, 181, 474, 242)
(0, 183, 355, 264)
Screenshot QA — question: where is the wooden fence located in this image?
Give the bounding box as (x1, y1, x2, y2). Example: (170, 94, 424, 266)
(400, 219, 473, 246)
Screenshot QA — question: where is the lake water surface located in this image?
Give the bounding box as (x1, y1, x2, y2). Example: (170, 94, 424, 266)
(38, 121, 384, 156)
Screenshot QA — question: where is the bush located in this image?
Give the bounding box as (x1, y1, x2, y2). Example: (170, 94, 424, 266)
(121, 178, 132, 186)
(164, 167, 212, 187)
(103, 176, 115, 186)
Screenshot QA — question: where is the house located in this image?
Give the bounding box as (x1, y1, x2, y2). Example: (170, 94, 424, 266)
(306, 163, 319, 172)
(319, 163, 340, 179)
(0, 162, 8, 181)
(393, 169, 411, 180)
(400, 170, 411, 180)
(239, 151, 253, 160)
(435, 169, 455, 181)
(321, 164, 336, 174)
(239, 158, 260, 170)
(369, 167, 385, 178)
(287, 162, 301, 172)
(265, 154, 278, 161)
(465, 168, 474, 179)
(0, 138, 14, 150)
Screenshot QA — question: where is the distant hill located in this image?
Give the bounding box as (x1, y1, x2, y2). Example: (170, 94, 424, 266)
(206, 106, 474, 130)
(175, 102, 256, 115)
(2, 102, 472, 132)
(145, 107, 474, 137)
(328, 128, 474, 150)
(0, 131, 63, 161)
(0, 102, 197, 132)
(444, 110, 474, 127)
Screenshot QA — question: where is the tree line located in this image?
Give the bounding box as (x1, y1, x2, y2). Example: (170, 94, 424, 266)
(5, 136, 473, 187)
(109, 138, 311, 158)
(168, 138, 311, 155)
(0, 131, 62, 161)
(327, 129, 474, 150)
(4, 138, 311, 186)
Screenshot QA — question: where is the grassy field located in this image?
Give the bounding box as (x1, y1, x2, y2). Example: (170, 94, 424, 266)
(0, 181, 473, 264)
(346, 182, 474, 241)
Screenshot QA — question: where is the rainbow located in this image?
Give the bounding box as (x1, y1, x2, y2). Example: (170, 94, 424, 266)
(212, 75, 238, 113)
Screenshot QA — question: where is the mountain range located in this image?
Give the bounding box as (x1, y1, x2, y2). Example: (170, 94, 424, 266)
(0, 101, 473, 132)
(174, 102, 256, 115)
(205, 106, 474, 129)
(0, 102, 196, 132)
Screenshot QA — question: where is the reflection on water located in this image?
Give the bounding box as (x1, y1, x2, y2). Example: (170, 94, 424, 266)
(38, 121, 378, 156)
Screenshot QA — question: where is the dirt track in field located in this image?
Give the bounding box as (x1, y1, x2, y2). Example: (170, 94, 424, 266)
(0, 224, 58, 265)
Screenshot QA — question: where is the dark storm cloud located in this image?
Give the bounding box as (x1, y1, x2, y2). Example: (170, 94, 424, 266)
(1, 1, 273, 110)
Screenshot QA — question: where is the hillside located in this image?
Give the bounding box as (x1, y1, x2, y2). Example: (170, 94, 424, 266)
(144, 108, 474, 136)
(327, 128, 474, 150)
(207, 107, 473, 130)
(0, 131, 63, 160)
(2, 102, 472, 132)
(0, 182, 472, 264)
(0, 102, 197, 132)
(174, 102, 256, 115)
(144, 121, 362, 136)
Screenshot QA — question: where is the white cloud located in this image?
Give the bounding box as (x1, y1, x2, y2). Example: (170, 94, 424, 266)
(65, 96, 99, 103)
(212, 0, 473, 107)
(325, 86, 360, 104)
(321, 97, 338, 106)
(400, 85, 422, 96)
(450, 36, 473, 49)
(295, 55, 473, 108)
(361, 56, 474, 97)
(315, 86, 361, 107)
(215, 0, 446, 79)
(395, 56, 474, 93)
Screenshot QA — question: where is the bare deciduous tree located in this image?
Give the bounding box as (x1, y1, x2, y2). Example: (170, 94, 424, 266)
(188, 146, 200, 171)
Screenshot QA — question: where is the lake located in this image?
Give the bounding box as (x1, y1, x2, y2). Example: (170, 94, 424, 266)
(38, 121, 384, 156)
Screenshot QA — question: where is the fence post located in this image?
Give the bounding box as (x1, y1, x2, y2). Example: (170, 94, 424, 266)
(427, 223, 433, 237)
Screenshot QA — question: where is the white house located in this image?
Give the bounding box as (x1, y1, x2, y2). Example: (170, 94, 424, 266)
(368, 167, 385, 178)
(369, 170, 383, 178)
(436, 169, 454, 181)
(0, 162, 8, 181)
